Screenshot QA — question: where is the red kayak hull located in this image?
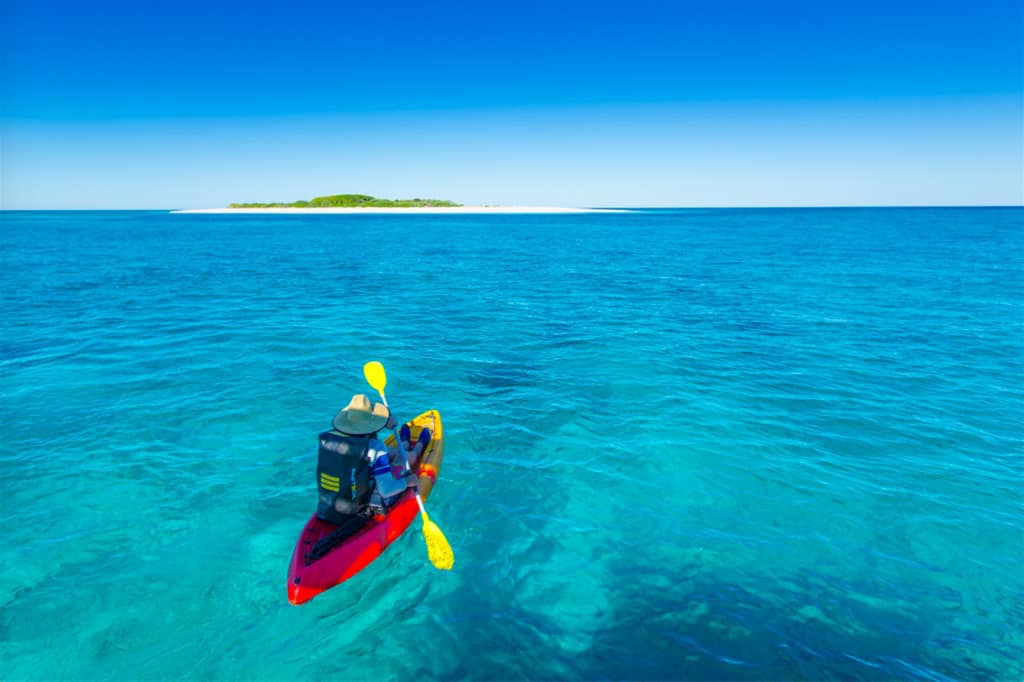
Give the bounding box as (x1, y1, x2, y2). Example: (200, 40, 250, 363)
(287, 410, 444, 604)
(287, 491, 420, 604)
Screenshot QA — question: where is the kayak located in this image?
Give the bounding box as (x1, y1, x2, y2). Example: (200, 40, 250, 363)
(287, 409, 444, 604)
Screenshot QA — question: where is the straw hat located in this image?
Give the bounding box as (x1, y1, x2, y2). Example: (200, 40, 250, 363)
(333, 394, 390, 435)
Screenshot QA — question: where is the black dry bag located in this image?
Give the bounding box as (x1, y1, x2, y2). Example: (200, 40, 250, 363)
(315, 430, 372, 524)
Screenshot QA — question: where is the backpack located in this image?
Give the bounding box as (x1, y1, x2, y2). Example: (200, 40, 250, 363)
(315, 430, 372, 525)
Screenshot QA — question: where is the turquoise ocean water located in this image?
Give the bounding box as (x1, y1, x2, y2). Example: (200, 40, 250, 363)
(1, 208, 1021, 680)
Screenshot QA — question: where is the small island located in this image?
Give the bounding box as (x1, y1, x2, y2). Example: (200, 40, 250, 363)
(228, 193, 462, 208)
(172, 197, 625, 214)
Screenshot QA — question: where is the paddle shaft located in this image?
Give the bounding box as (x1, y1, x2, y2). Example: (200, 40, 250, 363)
(376, 391, 428, 515)
(362, 360, 453, 569)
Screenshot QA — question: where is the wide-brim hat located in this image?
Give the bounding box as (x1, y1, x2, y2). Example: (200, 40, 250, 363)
(333, 393, 390, 435)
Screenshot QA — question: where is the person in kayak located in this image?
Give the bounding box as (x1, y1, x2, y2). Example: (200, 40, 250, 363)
(317, 394, 429, 520)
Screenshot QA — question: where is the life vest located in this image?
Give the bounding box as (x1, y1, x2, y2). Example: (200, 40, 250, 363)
(316, 430, 372, 524)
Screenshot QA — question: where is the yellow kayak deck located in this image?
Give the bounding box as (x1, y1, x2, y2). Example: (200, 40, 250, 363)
(384, 409, 444, 500)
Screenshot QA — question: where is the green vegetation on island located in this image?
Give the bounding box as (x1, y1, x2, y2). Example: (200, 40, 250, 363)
(228, 194, 462, 208)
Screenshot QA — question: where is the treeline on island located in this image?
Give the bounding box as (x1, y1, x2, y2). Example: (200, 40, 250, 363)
(228, 194, 462, 208)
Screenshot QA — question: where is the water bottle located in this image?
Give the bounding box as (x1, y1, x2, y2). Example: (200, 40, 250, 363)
(368, 490, 384, 515)
(372, 453, 405, 502)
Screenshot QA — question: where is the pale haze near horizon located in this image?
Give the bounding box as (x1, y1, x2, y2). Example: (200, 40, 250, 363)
(4, 95, 1019, 208)
(5, 97, 1023, 210)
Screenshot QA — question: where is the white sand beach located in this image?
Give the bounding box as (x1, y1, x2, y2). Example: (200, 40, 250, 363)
(171, 206, 626, 215)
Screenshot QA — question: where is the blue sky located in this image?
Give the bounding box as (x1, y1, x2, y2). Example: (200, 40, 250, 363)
(3, 0, 1022, 208)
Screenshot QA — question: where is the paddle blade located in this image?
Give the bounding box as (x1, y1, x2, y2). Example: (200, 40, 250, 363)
(421, 512, 454, 570)
(363, 361, 387, 393)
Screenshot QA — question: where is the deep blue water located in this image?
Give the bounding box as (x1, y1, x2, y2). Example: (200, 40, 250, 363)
(1, 208, 1022, 681)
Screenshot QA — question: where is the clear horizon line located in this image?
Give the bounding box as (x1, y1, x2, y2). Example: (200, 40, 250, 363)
(3, 204, 1023, 212)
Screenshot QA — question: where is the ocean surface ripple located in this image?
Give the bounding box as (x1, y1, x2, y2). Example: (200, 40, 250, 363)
(1, 208, 1021, 680)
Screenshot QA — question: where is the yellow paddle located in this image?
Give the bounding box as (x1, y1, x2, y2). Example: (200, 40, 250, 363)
(363, 361, 454, 571)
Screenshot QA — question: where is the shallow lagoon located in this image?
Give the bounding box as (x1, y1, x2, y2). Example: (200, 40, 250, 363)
(1, 208, 1021, 680)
